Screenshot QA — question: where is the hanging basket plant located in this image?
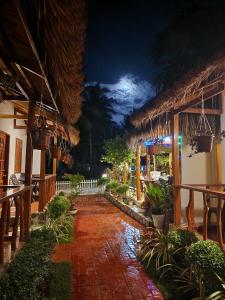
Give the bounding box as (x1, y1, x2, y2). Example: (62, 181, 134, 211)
(51, 143, 61, 160)
(31, 116, 53, 150)
(191, 108, 214, 153)
(148, 145, 159, 155)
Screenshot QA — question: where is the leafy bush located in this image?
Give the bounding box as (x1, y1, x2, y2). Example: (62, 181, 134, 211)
(116, 184, 129, 196)
(64, 173, 84, 196)
(0, 228, 55, 300)
(106, 180, 119, 192)
(58, 191, 66, 196)
(186, 240, 225, 275)
(47, 195, 70, 219)
(145, 184, 165, 214)
(97, 177, 110, 186)
(49, 262, 72, 300)
(44, 215, 73, 244)
(168, 229, 198, 248)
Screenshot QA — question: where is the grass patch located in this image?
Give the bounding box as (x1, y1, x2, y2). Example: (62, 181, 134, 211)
(49, 262, 72, 300)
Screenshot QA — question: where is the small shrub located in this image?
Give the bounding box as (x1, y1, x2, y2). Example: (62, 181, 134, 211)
(168, 229, 198, 248)
(116, 184, 129, 196)
(49, 262, 72, 300)
(47, 196, 70, 219)
(97, 177, 110, 186)
(58, 191, 66, 196)
(106, 180, 119, 192)
(186, 240, 225, 275)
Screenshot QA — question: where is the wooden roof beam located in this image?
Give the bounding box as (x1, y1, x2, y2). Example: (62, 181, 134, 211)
(183, 107, 222, 115)
(14, 0, 59, 113)
(174, 82, 224, 114)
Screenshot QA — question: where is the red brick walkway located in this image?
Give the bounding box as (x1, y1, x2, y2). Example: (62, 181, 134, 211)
(52, 195, 164, 300)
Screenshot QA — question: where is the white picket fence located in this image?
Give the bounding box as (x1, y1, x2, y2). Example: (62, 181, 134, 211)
(56, 179, 104, 195)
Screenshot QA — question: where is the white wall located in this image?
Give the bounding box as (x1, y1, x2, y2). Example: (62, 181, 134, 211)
(180, 144, 214, 223)
(0, 102, 41, 181)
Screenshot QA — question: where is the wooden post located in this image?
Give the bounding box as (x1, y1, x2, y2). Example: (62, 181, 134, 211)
(123, 160, 127, 183)
(39, 150, 46, 211)
(169, 153, 173, 176)
(136, 144, 141, 201)
(24, 99, 36, 237)
(216, 143, 223, 185)
(146, 147, 151, 179)
(153, 155, 156, 171)
(172, 113, 181, 225)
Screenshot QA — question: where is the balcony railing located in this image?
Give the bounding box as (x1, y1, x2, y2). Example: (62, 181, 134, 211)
(176, 184, 225, 250)
(0, 185, 31, 263)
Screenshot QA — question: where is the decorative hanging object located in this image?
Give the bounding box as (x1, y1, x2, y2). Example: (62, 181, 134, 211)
(50, 115, 61, 159)
(192, 90, 214, 153)
(31, 115, 53, 150)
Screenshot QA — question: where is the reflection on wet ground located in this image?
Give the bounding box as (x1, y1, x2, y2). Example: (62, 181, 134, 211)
(52, 195, 164, 300)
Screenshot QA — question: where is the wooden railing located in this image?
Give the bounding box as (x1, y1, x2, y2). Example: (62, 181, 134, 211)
(38, 174, 56, 211)
(0, 185, 31, 263)
(176, 184, 225, 250)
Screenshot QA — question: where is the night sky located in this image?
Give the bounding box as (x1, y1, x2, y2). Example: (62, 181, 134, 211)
(85, 0, 175, 123)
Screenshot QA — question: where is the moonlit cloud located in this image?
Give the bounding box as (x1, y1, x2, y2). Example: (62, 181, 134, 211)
(86, 74, 155, 124)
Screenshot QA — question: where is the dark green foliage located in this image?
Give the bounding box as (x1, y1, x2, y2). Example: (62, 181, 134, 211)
(116, 184, 129, 195)
(168, 229, 198, 248)
(186, 240, 225, 275)
(106, 180, 119, 192)
(49, 262, 72, 300)
(58, 191, 66, 196)
(97, 177, 110, 186)
(47, 195, 70, 219)
(0, 228, 55, 300)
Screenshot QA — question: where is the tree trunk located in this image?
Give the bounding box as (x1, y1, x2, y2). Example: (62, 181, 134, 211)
(113, 163, 117, 180)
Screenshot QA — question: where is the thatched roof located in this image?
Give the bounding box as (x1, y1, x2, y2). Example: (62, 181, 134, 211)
(131, 52, 225, 128)
(0, 0, 86, 125)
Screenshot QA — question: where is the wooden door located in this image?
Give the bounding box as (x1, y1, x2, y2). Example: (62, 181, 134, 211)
(0, 132, 9, 185)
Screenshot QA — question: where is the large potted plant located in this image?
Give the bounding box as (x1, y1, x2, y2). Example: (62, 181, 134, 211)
(145, 184, 165, 229)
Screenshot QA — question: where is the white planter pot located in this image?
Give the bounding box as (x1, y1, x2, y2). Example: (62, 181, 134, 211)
(152, 214, 165, 229)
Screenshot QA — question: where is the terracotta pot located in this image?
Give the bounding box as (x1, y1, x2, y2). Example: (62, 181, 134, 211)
(194, 135, 214, 153)
(51, 145, 61, 160)
(32, 128, 52, 150)
(148, 145, 159, 155)
(152, 214, 165, 229)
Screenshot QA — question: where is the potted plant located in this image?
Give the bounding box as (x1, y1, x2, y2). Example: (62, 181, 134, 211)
(192, 112, 214, 153)
(31, 116, 53, 150)
(145, 184, 165, 229)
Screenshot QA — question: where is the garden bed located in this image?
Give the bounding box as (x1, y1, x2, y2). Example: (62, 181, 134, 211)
(104, 192, 153, 227)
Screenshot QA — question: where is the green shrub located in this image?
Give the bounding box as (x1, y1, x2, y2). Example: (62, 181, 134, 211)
(116, 184, 129, 196)
(58, 191, 66, 196)
(0, 228, 55, 299)
(186, 240, 225, 274)
(47, 196, 70, 219)
(168, 229, 198, 248)
(97, 177, 110, 186)
(106, 180, 119, 192)
(49, 262, 72, 300)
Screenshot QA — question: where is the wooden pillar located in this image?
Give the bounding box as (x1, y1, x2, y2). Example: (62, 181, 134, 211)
(153, 155, 156, 171)
(169, 153, 173, 175)
(123, 160, 127, 183)
(24, 99, 36, 237)
(53, 136, 57, 175)
(216, 143, 223, 185)
(39, 150, 46, 211)
(172, 113, 181, 225)
(146, 147, 151, 179)
(136, 144, 141, 201)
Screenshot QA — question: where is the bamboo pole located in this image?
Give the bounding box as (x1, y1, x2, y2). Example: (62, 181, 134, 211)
(146, 147, 151, 179)
(136, 144, 141, 201)
(123, 160, 127, 183)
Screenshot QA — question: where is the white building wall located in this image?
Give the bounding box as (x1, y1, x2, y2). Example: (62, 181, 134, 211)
(0, 102, 41, 181)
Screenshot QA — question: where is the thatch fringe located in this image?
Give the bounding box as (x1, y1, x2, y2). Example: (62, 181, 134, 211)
(131, 52, 225, 128)
(40, 0, 86, 124)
